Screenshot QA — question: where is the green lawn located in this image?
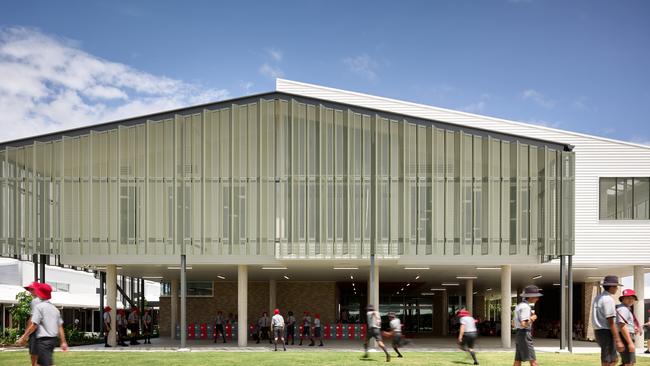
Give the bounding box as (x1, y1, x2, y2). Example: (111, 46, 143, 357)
(1, 351, 649, 366)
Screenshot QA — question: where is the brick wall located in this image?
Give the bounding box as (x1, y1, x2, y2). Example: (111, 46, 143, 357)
(159, 281, 336, 336)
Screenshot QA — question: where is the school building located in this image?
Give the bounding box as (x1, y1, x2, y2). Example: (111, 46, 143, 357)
(0, 79, 648, 350)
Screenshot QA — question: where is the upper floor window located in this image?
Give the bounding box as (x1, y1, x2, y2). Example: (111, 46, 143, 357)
(599, 177, 649, 220)
(159, 281, 213, 297)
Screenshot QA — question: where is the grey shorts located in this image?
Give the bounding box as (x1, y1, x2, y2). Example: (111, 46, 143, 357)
(29, 333, 37, 355)
(619, 333, 636, 365)
(366, 328, 382, 342)
(514, 329, 536, 362)
(273, 327, 284, 339)
(35, 337, 57, 366)
(595, 329, 617, 363)
(462, 332, 477, 349)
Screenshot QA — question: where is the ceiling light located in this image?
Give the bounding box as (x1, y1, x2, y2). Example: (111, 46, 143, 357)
(283, 275, 290, 280)
(473, 291, 478, 295)
(217, 275, 226, 280)
(532, 274, 543, 280)
(573, 267, 598, 270)
(456, 276, 478, 279)
(587, 276, 603, 280)
(442, 283, 460, 286)
(334, 267, 358, 270)
(401, 288, 404, 291)
(476, 267, 501, 270)
(430, 288, 446, 291)
(405, 267, 430, 270)
(167, 266, 192, 270)
(421, 292, 435, 296)
(415, 275, 420, 280)
(406, 283, 410, 287)
(142, 276, 163, 279)
(350, 275, 354, 280)
(553, 283, 561, 286)
(262, 267, 287, 270)
(486, 288, 492, 291)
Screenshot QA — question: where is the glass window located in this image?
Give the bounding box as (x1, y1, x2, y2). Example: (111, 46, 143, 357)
(617, 178, 634, 219)
(634, 178, 649, 220)
(599, 178, 616, 220)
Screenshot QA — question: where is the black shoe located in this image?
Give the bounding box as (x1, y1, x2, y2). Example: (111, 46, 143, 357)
(473, 362, 479, 365)
(120, 343, 129, 347)
(319, 343, 323, 347)
(397, 354, 403, 358)
(386, 354, 391, 362)
(105, 344, 111, 347)
(646, 350, 650, 354)
(256, 340, 260, 344)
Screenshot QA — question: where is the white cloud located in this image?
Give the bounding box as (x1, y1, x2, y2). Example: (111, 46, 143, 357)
(521, 89, 556, 109)
(343, 54, 379, 81)
(258, 62, 284, 79)
(267, 48, 282, 62)
(462, 93, 491, 113)
(0, 27, 229, 142)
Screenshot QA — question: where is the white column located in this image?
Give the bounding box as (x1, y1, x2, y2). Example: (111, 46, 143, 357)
(466, 279, 474, 313)
(170, 278, 179, 340)
(442, 291, 449, 335)
(180, 255, 187, 349)
(371, 263, 379, 307)
(269, 279, 277, 316)
(634, 265, 645, 352)
(238, 265, 248, 347)
(501, 265, 512, 349)
(106, 265, 117, 347)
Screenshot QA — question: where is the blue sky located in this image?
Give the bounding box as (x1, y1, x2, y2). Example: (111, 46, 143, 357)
(0, 0, 649, 144)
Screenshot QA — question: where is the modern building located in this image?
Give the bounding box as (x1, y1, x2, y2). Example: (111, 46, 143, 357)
(0, 79, 646, 350)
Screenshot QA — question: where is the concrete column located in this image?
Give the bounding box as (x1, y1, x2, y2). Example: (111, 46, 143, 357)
(634, 266, 645, 352)
(466, 279, 474, 313)
(501, 265, 512, 349)
(269, 279, 277, 316)
(106, 265, 117, 347)
(180, 255, 187, 349)
(370, 262, 379, 308)
(238, 265, 248, 347)
(170, 278, 179, 339)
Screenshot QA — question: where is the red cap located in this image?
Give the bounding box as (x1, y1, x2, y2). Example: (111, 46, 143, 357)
(104, 306, 112, 312)
(619, 289, 638, 302)
(457, 309, 471, 318)
(274, 309, 280, 315)
(24, 281, 40, 292)
(304, 311, 309, 315)
(315, 314, 320, 319)
(34, 283, 52, 300)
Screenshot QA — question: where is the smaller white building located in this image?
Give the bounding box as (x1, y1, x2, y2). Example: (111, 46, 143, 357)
(0, 258, 160, 332)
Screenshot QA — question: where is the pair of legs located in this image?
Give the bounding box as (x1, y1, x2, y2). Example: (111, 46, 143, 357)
(514, 330, 536, 366)
(118, 326, 128, 346)
(459, 333, 478, 365)
(299, 329, 313, 346)
(214, 325, 226, 343)
(273, 328, 286, 351)
(363, 329, 390, 362)
(257, 326, 271, 344)
(143, 326, 152, 344)
(129, 325, 140, 345)
(391, 333, 403, 358)
(286, 326, 295, 345)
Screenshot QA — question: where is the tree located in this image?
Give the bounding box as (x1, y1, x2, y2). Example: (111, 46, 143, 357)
(9, 291, 33, 332)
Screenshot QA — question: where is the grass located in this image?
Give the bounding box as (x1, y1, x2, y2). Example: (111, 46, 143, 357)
(1, 350, 649, 366)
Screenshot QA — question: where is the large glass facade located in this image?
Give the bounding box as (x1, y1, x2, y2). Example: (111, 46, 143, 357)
(0, 96, 575, 260)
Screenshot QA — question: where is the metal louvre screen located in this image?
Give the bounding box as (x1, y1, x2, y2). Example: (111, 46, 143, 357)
(0, 97, 575, 261)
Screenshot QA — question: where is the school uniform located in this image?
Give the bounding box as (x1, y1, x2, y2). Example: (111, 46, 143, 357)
(272, 314, 285, 339)
(300, 315, 312, 345)
(365, 311, 382, 342)
(128, 311, 140, 344)
(593, 292, 618, 364)
(102, 310, 111, 346)
(616, 303, 637, 365)
(514, 300, 536, 362)
(31, 300, 63, 366)
(257, 316, 271, 343)
(390, 317, 403, 347)
(459, 315, 478, 349)
(142, 313, 152, 344)
(28, 297, 42, 356)
(286, 314, 296, 344)
(214, 313, 226, 343)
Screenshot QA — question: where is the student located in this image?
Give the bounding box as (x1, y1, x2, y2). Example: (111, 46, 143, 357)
(214, 310, 226, 343)
(513, 285, 543, 366)
(142, 309, 153, 344)
(128, 307, 140, 345)
(257, 312, 271, 344)
(593, 275, 625, 366)
(103, 306, 112, 347)
(363, 304, 391, 362)
(457, 309, 479, 365)
(313, 314, 324, 347)
(616, 289, 640, 366)
(299, 311, 314, 346)
(271, 308, 287, 351)
(116, 309, 128, 346)
(16, 283, 68, 366)
(285, 310, 296, 345)
(387, 312, 404, 358)
(17, 282, 42, 366)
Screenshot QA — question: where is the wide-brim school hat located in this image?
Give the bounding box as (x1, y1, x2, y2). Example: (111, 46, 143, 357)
(520, 285, 543, 298)
(619, 289, 638, 302)
(601, 275, 622, 287)
(33, 282, 52, 300)
(23, 281, 40, 292)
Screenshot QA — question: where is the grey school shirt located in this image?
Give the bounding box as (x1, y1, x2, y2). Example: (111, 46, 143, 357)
(592, 292, 616, 330)
(460, 316, 477, 333)
(367, 311, 381, 329)
(514, 301, 532, 330)
(616, 304, 635, 334)
(31, 300, 63, 338)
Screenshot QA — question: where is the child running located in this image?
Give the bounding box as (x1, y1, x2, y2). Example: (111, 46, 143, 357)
(457, 309, 479, 365)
